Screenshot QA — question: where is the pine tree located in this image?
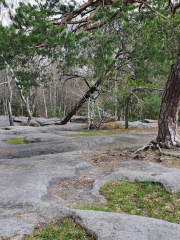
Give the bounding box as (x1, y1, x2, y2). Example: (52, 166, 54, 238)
(48, 0, 180, 148)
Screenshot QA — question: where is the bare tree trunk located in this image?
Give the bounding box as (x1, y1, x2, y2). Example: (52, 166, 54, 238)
(7, 100, 14, 126)
(97, 103, 102, 121)
(59, 86, 97, 124)
(125, 87, 163, 129)
(49, 83, 53, 108)
(25, 96, 33, 124)
(88, 96, 95, 130)
(88, 90, 102, 130)
(42, 87, 48, 118)
(88, 97, 90, 127)
(59, 78, 103, 125)
(6, 66, 14, 126)
(125, 93, 132, 129)
(2, 96, 8, 116)
(157, 50, 180, 148)
(4, 60, 34, 122)
(114, 80, 118, 121)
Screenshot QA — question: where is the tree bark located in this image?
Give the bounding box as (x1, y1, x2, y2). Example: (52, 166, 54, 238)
(7, 100, 14, 126)
(125, 93, 132, 129)
(88, 96, 95, 130)
(42, 87, 48, 118)
(157, 50, 180, 148)
(6, 65, 14, 126)
(88, 90, 102, 130)
(59, 79, 102, 125)
(125, 87, 163, 129)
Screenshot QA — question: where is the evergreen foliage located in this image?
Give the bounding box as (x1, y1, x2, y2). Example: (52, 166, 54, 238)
(1, 0, 180, 122)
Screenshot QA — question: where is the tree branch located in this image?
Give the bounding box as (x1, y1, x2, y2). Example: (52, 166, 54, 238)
(168, 0, 173, 12)
(133, 87, 163, 92)
(132, 0, 166, 19)
(0, 81, 10, 86)
(172, 2, 180, 14)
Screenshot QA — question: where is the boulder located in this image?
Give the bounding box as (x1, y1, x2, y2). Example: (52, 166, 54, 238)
(29, 120, 40, 127)
(143, 119, 158, 123)
(70, 116, 88, 123)
(34, 118, 61, 126)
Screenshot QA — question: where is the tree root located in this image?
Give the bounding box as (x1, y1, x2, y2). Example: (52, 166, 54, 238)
(131, 142, 156, 155)
(131, 140, 180, 161)
(160, 151, 180, 159)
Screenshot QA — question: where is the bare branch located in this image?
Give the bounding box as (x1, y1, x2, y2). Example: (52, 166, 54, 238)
(0, 81, 10, 86)
(27, 43, 46, 49)
(58, 0, 98, 27)
(87, 4, 102, 20)
(138, 3, 144, 13)
(169, 0, 173, 12)
(132, 0, 166, 19)
(133, 87, 163, 92)
(131, 144, 152, 155)
(131, 92, 142, 102)
(172, 2, 180, 14)
(82, 77, 91, 89)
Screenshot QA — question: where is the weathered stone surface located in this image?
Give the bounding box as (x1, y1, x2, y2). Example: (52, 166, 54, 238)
(0, 120, 180, 240)
(143, 119, 158, 123)
(72, 210, 180, 240)
(91, 161, 180, 196)
(0, 134, 153, 159)
(29, 120, 41, 127)
(0, 115, 10, 128)
(13, 117, 27, 123)
(1, 151, 180, 239)
(118, 120, 158, 128)
(35, 118, 61, 126)
(25, 133, 66, 143)
(70, 115, 88, 123)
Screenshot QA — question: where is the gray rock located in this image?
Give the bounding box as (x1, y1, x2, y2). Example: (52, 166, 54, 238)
(13, 118, 40, 127)
(72, 210, 180, 240)
(35, 118, 61, 126)
(91, 161, 180, 196)
(13, 117, 28, 123)
(70, 115, 88, 123)
(0, 115, 10, 128)
(13, 117, 61, 126)
(1, 123, 180, 240)
(143, 119, 158, 123)
(25, 133, 66, 143)
(0, 134, 153, 159)
(1, 151, 180, 239)
(29, 120, 40, 127)
(118, 121, 158, 128)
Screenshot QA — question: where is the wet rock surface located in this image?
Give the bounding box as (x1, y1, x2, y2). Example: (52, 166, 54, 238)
(0, 116, 180, 239)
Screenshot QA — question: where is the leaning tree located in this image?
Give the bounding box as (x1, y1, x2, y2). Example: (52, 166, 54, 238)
(46, 0, 180, 148)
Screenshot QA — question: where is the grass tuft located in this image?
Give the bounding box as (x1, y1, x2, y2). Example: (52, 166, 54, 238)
(73, 181, 180, 223)
(3, 137, 30, 145)
(73, 132, 99, 137)
(23, 218, 96, 240)
(73, 129, 132, 137)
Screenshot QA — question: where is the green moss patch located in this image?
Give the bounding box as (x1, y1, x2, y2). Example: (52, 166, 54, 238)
(74, 181, 180, 223)
(73, 129, 133, 137)
(3, 137, 30, 145)
(23, 218, 96, 240)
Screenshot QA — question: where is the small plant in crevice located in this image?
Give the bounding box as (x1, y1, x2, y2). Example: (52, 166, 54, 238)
(23, 218, 96, 240)
(3, 137, 30, 145)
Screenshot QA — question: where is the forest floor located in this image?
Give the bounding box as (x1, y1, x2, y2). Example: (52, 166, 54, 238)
(85, 128, 180, 170)
(86, 148, 180, 170)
